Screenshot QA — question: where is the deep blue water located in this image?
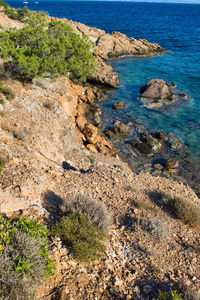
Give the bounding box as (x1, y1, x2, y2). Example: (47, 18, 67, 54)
(7, 1, 200, 165)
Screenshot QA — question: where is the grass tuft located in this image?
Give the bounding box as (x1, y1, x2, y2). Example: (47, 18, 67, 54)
(60, 194, 111, 232)
(161, 193, 200, 229)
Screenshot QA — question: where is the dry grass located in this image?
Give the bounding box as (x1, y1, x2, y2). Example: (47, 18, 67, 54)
(161, 193, 200, 229)
(60, 194, 111, 232)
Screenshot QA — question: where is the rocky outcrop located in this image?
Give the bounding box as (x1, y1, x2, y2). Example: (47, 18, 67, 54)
(140, 79, 190, 109)
(140, 79, 173, 100)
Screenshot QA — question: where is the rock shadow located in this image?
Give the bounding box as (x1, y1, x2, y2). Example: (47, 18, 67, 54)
(43, 190, 64, 223)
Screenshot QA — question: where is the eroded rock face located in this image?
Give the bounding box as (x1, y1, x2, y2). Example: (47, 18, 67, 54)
(140, 79, 173, 100)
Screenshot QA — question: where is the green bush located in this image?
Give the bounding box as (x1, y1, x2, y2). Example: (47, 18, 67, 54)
(0, 216, 56, 299)
(0, 19, 96, 82)
(52, 213, 106, 263)
(4, 7, 31, 21)
(0, 160, 4, 172)
(0, 81, 15, 100)
(161, 193, 200, 229)
(157, 290, 183, 300)
(0, 0, 10, 8)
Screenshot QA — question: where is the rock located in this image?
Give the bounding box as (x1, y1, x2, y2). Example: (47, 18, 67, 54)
(130, 140, 153, 156)
(92, 56, 120, 88)
(154, 131, 168, 142)
(141, 131, 163, 151)
(165, 158, 179, 169)
(86, 144, 98, 153)
(114, 123, 130, 135)
(140, 79, 173, 100)
(82, 123, 98, 144)
(76, 115, 87, 131)
(143, 285, 151, 294)
(168, 82, 177, 88)
(154, 163, 163, 170)
(178, 91, 189, 100)
(104, 129, 114, 139)
(112, 101, 126, 110)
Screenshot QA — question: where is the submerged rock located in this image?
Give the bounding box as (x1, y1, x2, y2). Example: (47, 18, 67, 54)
(112, 101, 126, 110)
(130, 140, 153, 156)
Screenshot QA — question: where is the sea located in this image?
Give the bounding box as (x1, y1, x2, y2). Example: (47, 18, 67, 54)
(6, 0, 200, 192)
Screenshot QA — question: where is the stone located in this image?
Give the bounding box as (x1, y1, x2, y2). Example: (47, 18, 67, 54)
(76, 115, 87, 131)
(112, 101, 126, 110)
(154, 131, 168, 142)
(140, 79, 173, 100)
(165, 158, 179, 169)
(104, 129, 114, 139)
(86, 144, 98, 153)
(130, 140, 153, 156)
(154, 163, 163, 170)
(82, 123, 98, 144)
(116, 123, 130, 135)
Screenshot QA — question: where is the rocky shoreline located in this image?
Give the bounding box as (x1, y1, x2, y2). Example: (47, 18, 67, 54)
(0, 10, 200, 300)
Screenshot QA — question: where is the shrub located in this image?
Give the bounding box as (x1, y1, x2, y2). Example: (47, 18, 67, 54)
(0, 160, 4, 173)
(0, 19, 96, 82)
(0, 216, 56, 299)
(0, 0, 10, 8)
(0, 81, 15, 101)
(60, 194, 111, 232)
(161, 193, 200, 229)
(52, 213, 106, 263)
(156, 290, 183, 300)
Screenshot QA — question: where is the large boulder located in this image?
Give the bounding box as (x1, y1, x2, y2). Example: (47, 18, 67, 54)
(140, 79, 173, 100)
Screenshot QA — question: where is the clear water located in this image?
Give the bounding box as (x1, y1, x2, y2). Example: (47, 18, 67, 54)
(7, 1, 200, 166)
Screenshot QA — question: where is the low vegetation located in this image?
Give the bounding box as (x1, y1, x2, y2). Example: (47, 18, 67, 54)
(0, 159, 4, 172)
(3, 7, 30, 21)
(0, 81, 15, 101)
(156, 289, 183, 300)
(60, 194, 111, 232)
(0, 0, 10, 8)
(0, 10, 96, 82)
(161, 193, 200, 229)
(0, 216, 56, 299)
(52, 212, 106, 263)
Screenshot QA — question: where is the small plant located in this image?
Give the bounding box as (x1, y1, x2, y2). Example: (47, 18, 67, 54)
(0, 216, 56, 299)
(88, 154, 95, 164)
(4, 7, 31, 21)
(0, 98, 5, 105)
(140, 218, 170, 241)
(161, 193, 200, 229)
(52, 213, 106, 263)
(60, 194, 111, 232)
(0, 82, 15, 101)
(0, 160, 4, 173)
(156, 289, 183, 300)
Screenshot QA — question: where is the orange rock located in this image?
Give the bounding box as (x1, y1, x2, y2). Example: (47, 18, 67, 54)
(82, 123, 98, 144)
(86, 144, 98, 153)
(76, 115, 87, 131)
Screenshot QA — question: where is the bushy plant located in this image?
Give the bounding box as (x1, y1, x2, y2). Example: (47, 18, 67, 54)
(60, 194, 111, 232)
(52, 213, 106, 263)
(157, 290, 183, 300)
(0, 216, 56, 299)
(0, 81, 15, 100)
(0, 18, 96, 82)
(161, 193, 200, 229)
(4, 7, 31, 21)
(0, 160, 4, 173)
(0, 0, 10, 8)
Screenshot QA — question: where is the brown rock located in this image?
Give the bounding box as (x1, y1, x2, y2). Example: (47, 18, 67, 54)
(76, 115, 87, 131)
(115, 123, 130, 135)
(112, 101, 126, 110)
(86, 144, 98, 153)
(82, 123, 98, 144)
(165, 158, 179, 169)
(140, 79, 173, 100)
